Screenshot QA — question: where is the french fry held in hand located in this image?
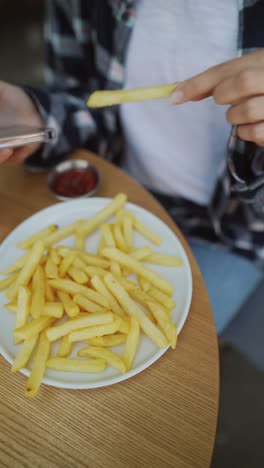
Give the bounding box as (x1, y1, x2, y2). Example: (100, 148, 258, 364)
(87, 82, 179, 108)
(1, 192, 183, 397)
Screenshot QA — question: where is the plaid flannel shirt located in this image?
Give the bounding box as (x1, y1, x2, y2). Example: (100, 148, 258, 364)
(27, 0, 264, 264)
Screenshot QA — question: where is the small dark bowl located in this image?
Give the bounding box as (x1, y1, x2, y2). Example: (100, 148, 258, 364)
(48, 159, 100, 201)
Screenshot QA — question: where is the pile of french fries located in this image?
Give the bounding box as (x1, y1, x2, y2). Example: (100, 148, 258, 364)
(0, 193, 183, 397)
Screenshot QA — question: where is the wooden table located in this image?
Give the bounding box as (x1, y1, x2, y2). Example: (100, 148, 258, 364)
(0, 150, 219, 468)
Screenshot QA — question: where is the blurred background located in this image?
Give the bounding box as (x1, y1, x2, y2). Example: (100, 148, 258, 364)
(1, 1, 264, 467)
(0, 0, 44, 87)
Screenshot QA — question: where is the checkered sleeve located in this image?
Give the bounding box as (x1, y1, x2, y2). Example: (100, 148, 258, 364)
(24, 0, 98, 163)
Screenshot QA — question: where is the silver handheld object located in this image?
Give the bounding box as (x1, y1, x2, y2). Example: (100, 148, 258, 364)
(0, 126, 55, 150)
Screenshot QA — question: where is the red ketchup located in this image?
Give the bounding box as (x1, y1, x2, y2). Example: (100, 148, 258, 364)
(51, 168, 97, 198)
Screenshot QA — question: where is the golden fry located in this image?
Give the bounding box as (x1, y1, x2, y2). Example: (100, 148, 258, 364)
(71, 320, 120, 342)
(102, 248, 173, 296)
(7, 241, 44, 300)
(15, 286, 31, 330)
(113, 223, 128, 252)
(97, 234, 105, 255)
(148, 288, 175, 311)
(4, 301, 17, 313)
(123, 215, 133, 249)
(116, 276, 138, 292)
(124, 212, 161, 245)
(131, 246, 152, 261)
(57, 248, 111, 268)
(118, 317, 130, 334)
(145, 252, 183, 267)
(0, 273, 18, 291)
(24, 331, 51, 397)
(123, 317, 140, 371)
(67, 266, 89, 285)
(129, 288, 154, 308)
(31, 265, 45, 319)
(79, 193, 127, 236)
(44, 220, 82, 247)
(59, 252, 76, 277)
(57, 335, 73, 357)
(85, 333, 126, 347)
(128, 288, 157, 324)
(91, 275, 125, 317)
(138, 276, 151, 292)
(45, 278, 55, 302)
(78, 346, 126, 374)
(47, 357, 106, 373)
(46, 312, 114, 342)
(75, 233, 86, 250)
(17, 225, 57, 250)
(147, 301, 177, 349)
(48, 279, 109, 309)
(11, 335, 38, 372)
(81, 253, 110, 269)
(72, 257, 87, 272)
(50, 248, 61, 265)
(57, 291, 80, 318)
(110, 261, 122, 278)
(0, 252, 29, 275)
(5, 281, 17, 301)
(87, 82, 179, 108)
(42, 302, 64, 318)
(73, 294, 108, 314)
(45, 257, 59, 279)
(101, 224, 116, 247)
(104, 274, 167, 348)
(85, 266, 108, 278)
(14, 317, 54, 343)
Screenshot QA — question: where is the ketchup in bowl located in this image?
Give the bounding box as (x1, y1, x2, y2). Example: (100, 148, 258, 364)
(48, 160, 100, 200)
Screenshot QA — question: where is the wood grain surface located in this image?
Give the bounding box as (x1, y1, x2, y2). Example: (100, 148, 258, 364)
(0, 150, 219, 468)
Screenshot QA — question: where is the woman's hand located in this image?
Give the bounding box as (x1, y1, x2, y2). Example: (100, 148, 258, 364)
(0, 81, 44, 165)
(171, 50, 264, 146)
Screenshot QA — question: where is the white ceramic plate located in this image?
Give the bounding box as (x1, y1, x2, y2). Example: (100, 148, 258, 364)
(0, 198, 192, 389)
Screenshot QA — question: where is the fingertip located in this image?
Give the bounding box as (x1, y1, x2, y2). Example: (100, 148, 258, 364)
(0, 148, 13, 161)
(170, 86, 185, 104)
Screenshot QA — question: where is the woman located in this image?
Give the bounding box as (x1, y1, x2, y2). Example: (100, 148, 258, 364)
(1, 0, 264, 334)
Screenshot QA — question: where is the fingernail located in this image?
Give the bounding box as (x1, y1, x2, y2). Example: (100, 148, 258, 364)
(170, 87, 185, 104)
